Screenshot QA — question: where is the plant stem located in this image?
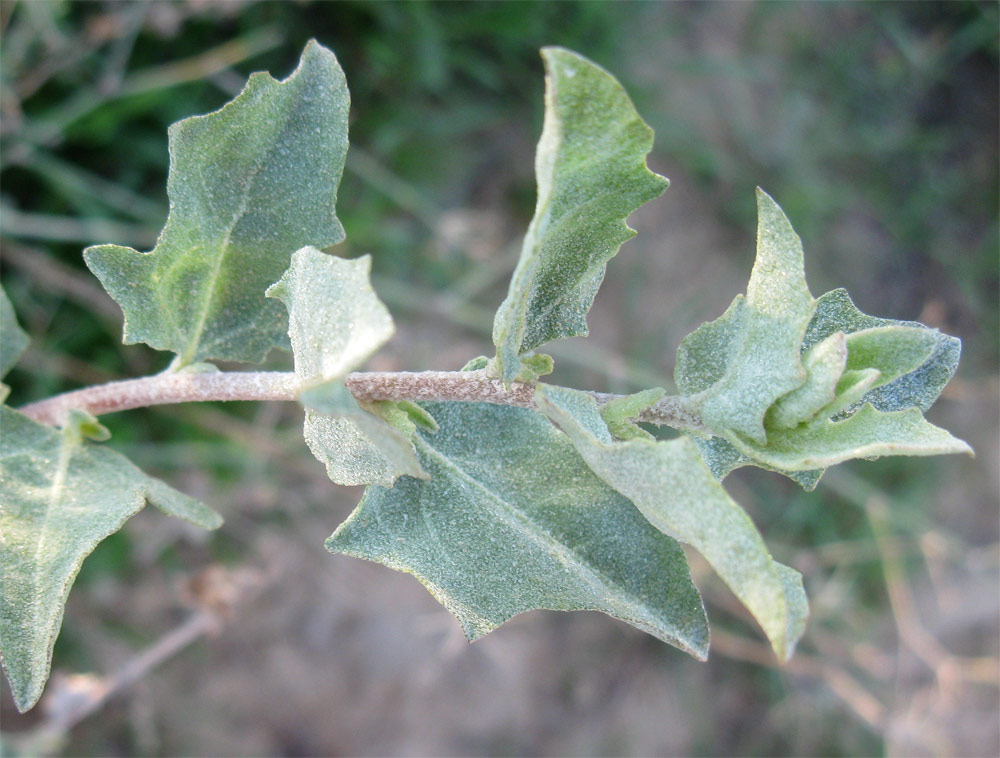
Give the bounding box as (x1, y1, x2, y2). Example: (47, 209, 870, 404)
(17, 369, 707, 432)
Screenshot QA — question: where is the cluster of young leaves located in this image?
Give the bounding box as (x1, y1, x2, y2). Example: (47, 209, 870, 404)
(0, 42, 971, 714)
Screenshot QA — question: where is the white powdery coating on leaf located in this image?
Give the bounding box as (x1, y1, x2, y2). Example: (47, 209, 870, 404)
(326, 401, 710, 657)
(266, 247, 394, 383)
(491, 47, 668, 382)
(535, 384, 808, 662)
(83, 41, 350, 365)
(0, 407, 219, 712)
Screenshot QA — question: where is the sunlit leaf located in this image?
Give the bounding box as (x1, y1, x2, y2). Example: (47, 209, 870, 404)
(266, 248, 393, 386)
(491, 47, 668, 382)
(535, 385, 807, 662)
(676, 190, 815, 445)
(766, 332, 846, 429)
(729, 404, 972, 472)
(327, 401, 710, 658)
(0, 408, 221, 712)
(85, 41, 350, 366)
(266, 246, 423, 486)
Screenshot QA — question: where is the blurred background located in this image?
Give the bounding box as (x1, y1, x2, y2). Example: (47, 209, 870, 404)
(1, 1, 997, 756)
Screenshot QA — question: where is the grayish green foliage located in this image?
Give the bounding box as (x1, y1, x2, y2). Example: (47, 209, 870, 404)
(327, 402, 710, 658)
(491, 47, 668, 383)
(84, 41, 350, 366)
(0, 286, 28, 380)
(302, 389, 427, 487)
(266, 248, 393, 387)
(804, 288, 961, 414)
(600, 387, 666, 441)
(674, 196, 968, 490)
(691, 436, 825, 491)
(535, 385, 806, 662)
(0, 286, 29, 403)
(1, 42, 973, 713)
(726, 404, 972, 472)
(766, 332, 846, 429)
(0, 408, 221, 712)
(266, 246, 424, 486)
(676, 190, 815, 445)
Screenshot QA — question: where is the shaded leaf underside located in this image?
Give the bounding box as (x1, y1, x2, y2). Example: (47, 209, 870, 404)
(266, 246, 424, 486)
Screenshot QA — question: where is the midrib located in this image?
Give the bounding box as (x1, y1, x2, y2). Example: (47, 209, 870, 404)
(180, 89, 297, 365)
(416, 437, 657, 620)
(30, 435, 75, 634)
(180, 170, 259, 365)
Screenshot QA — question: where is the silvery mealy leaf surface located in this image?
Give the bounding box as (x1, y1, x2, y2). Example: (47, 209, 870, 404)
(0, 408, 221, 712)
(327, 401, 710, 658)
(265, 246, 424, 486)
(266, 247, 393, 385)
(491, 47, 668, 382)
(804, 287, 961, 414)
(85, 41, 349, 366)
(674, 189, 815, 445)
(535, 385, 806, 662)
(726, 404, 972, 472)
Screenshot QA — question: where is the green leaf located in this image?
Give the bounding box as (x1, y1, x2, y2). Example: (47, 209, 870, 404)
(266, 247, 393, 386)
(535, 385, 807, 662)
(600, 387, 665, 441)
(388, 400, 439, 432)
(0, 407, 221, 712)
(84, 41, 350, 366)
(491, 48, 668, 383)
(821, 368, 882, 420)
(1, 285, 29, 402)
(683, 281, 963, 488)
(301, 383, 427, 487)
(804, 288, 960, 414)
(145, 478, 224, 530)
(266, 246, 423, 487)
(327, 401, 710, 658)
(690, 436, 826, 491)
(676, 190, 816, 444)
(728, 404, 973, 472)
(766, 332, 847, 429)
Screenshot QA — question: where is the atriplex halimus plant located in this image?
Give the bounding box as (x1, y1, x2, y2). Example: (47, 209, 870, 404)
(0, 41, 972, 713)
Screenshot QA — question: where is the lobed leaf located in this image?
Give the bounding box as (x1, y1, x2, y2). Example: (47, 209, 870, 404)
(766, 332, 847, 430)
(266, 248, 394, 386)
(804, 288, 960, 414)
(491, 47, 668, 383)
(535, 385, 807, 662)
(84, 41, 350, 366)
(327, 401, 710, 658)
(266, 246, 424, 486)
(0, 407, 221, 712)
(728, 404, 972, 472)
(1, 286, 29, 403)
(676, 189, 816, 445)
(302, 383, 426, 487)
(690, 435, 825, 491)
